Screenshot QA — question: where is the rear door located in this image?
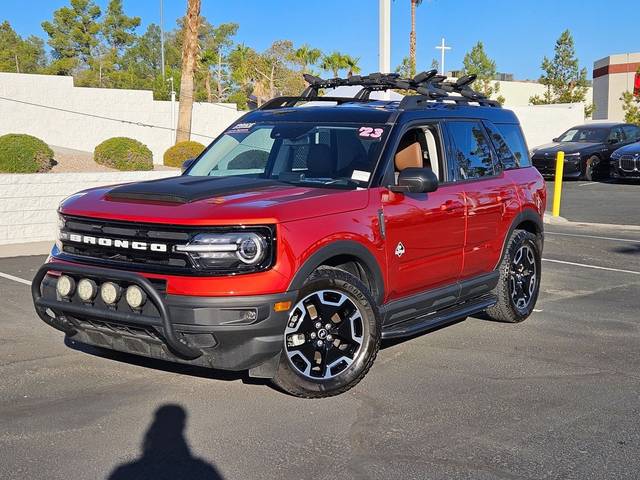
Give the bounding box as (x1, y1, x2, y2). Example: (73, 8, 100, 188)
(444, 120, 519, 280)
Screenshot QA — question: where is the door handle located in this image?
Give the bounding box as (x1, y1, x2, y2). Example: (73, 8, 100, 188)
(441, 200, 464, 212)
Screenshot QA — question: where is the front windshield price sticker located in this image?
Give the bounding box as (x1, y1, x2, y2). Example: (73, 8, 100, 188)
(351, 170, 370, 182)
(358, 127, 384, 140)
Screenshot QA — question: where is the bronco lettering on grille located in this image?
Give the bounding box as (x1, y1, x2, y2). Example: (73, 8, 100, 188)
(64, 233, 167, 252)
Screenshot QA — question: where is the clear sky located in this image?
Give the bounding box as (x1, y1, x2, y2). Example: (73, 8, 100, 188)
(1, 0, 638, 80)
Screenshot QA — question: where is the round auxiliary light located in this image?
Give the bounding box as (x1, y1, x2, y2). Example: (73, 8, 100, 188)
(125, 285, 147, 309)
(56, 275, 75, 298)
(100, 282, 122, 305)
(237, 235, 264, 264)
(77, 278, 97, 302)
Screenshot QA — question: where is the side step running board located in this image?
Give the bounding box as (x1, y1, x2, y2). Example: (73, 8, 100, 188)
(381, 295, 497, 340)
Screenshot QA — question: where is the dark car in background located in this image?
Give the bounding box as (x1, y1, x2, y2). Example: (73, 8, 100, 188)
(531, 123, 640, 181)
(610, 140, 640, 180)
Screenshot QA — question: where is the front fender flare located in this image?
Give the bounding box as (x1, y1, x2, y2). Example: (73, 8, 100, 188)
(287, 240, 385, 304)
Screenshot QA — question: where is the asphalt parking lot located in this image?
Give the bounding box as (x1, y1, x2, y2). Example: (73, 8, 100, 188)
(545, 178, 640, 226)
(1, 218, 639, 480)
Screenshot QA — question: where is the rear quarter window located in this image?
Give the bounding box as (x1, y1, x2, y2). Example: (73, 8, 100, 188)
(492, 123, 531, 168)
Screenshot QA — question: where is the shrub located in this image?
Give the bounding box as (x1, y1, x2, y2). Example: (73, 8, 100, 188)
(163, 141, 205, 168)
(0, 134, 54, 173)
(94, 137, 153, 171)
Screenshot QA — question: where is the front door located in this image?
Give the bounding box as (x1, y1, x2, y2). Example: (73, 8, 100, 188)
(381, 124, 465, 300)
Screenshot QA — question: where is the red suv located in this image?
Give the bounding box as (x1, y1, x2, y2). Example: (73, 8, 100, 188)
(32, 72, 546, 397)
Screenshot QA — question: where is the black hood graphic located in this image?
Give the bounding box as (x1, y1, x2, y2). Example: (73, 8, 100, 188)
(107, 176, 280, 204)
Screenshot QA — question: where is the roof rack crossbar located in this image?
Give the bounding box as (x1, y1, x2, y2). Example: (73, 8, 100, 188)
(258, 96, 370, 110)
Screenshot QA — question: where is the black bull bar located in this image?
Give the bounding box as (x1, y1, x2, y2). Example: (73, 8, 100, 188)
(31, 262, 201, 359)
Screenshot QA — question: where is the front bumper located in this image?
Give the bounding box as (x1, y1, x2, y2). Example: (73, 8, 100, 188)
(32, 263, 297, 376)
(532, 156, 582, 178)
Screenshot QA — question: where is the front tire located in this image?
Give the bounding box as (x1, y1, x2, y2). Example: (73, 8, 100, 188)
(581, 155, 598, 181)
(272, 266, 380, 398)
(486, 230, 541, 323)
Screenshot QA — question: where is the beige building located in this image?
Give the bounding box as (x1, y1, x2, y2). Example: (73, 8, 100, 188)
(592, 52, 640, 121)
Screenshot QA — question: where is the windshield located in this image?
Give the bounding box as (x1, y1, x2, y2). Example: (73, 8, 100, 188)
(187, 121, 389, 189)
(557, 127, 608, 143)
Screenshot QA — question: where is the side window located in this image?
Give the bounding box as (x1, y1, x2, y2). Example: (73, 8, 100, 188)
(608, 127, 625, 144)
(623, 125, 640, 142)
(392, 124, 447, 182)
(492, 123, 531, 168)
(446, 121, 495, 180)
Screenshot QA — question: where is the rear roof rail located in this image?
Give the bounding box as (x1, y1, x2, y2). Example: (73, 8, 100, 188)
(258, 70, 502, 111)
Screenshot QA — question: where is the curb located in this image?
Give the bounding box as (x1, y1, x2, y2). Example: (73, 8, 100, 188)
(0, 241, 52, 258)
(544, 214, 640, 231)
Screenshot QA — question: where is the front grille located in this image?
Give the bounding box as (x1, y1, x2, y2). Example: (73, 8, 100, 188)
(57, 214, 275, 276)
(619, 155, 639, 172)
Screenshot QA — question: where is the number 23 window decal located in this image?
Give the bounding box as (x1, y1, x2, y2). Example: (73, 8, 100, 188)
(358, 127, 385, 140)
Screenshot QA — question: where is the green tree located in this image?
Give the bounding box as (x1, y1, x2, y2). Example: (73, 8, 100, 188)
(0, 21, 46, 73)
(321, 51, 348, 77)
(176, 0, 201, 143)
(529, 30, 590, 107)
(198, 21, 238, 102)
(462, 41, 504, 105)
(293, 44, 322, 73)
(42, 0, 102, 73)
(254, 40, 302, 104)
(395, 56, 411, 77)
(343, 54, 361, 77)
(101, 0, 140, 55)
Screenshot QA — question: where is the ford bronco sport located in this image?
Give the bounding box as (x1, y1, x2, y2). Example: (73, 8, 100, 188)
(32, 71, 546, 398)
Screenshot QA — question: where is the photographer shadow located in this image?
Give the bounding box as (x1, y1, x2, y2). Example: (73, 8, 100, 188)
(108, 404, 223, 480)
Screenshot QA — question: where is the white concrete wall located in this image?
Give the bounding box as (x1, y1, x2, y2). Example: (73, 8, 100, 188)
(0, 171, 177, 246)
(511, 103, 585, 149)
(0, 72, 244, 164)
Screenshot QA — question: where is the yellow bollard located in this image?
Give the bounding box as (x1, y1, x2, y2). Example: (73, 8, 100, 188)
(552, 151, 564, 217)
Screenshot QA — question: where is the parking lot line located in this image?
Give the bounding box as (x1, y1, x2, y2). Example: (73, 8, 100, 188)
(0, 271, 31, 286)
(546, 231, 640, 244)
(542, 258, 640, 276)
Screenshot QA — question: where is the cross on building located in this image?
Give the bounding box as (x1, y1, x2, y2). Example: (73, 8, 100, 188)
(435, 37, 451, 75)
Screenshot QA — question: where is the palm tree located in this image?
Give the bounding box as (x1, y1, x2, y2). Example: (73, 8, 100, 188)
(343, 55, 361, 77)
(294, 44, 322, 73)
(321, 51, 347, 78)
(409, 0, 423, 76)
(176, 0, 201, 143)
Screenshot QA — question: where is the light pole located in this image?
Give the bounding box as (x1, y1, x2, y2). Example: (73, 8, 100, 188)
(160, 0, 165, 80)
(379, 0, 391, 73)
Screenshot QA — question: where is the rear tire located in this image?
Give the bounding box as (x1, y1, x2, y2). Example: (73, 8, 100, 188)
(272, 266, 380, 398)
(486, 230, 541, 323)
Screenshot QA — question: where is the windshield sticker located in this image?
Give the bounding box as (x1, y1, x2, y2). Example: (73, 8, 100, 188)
(351, 170, 371, 182)
(358, 127, 384, 140)
(227, 122, 255, 134)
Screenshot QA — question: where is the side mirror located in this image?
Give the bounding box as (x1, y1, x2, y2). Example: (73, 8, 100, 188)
(389, 167, 439, 194)
(181, 158, 196, 173)
(608, 138, 619, 145)
(552, 137, 560, 143)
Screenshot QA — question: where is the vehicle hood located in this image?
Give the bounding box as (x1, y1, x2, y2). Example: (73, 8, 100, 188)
(59, 175, 369, 225)
(533, 142, 601, 155)
(613, 141, 640, 156)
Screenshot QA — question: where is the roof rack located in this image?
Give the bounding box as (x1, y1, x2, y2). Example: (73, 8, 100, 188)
(258, 70, 502, 111)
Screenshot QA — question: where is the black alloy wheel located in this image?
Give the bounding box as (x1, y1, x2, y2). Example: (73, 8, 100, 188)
(272, 266, 380, 398)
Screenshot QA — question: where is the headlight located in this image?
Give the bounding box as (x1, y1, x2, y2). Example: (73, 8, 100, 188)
(175, 231, 271, 271)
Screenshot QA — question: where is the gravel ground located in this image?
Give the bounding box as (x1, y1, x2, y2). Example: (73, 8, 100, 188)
(49, 145, 176, 173)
